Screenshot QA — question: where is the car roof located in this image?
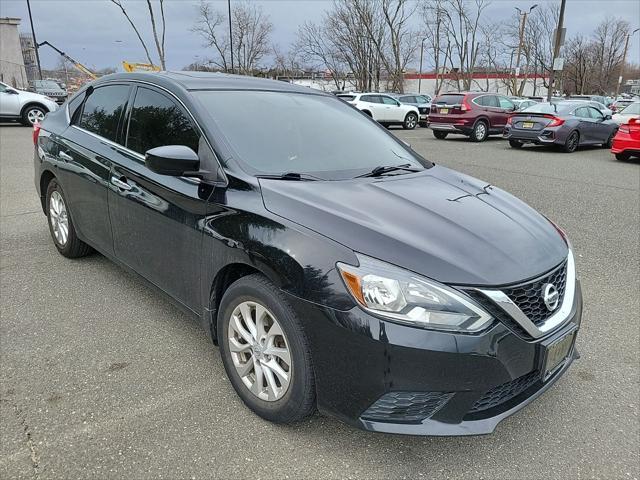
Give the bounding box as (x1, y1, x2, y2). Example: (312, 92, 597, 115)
(92, 71, 328, 95)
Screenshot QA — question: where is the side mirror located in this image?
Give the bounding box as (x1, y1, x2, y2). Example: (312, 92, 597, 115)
(604, 114, 612, 120)
(145, 145, 200, 176)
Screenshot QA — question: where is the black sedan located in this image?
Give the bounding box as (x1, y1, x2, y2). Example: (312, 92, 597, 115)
(504, 101, 618, 152)
(34, 72, 582, 436)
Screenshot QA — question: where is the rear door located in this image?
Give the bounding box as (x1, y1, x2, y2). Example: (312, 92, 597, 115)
(0, 82, 20, 116)
(108, 84, 212, 310)
(473, 95, 501, 129)
(58, 83, 132, 255)
(359, 95, 385, 120)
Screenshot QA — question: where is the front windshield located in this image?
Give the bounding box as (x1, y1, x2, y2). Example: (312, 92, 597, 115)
(621, 102, 640, 115)
(194, 90, 430, 180)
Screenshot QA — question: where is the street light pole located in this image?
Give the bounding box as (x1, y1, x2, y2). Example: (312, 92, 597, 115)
(228, 0, 234, 74)
(547, 0, 566, 101)
(418, 38, 427, 94)
(615, 28, 639, 97)
(26, 0, 42, 80)
(513, 4, 537, 96)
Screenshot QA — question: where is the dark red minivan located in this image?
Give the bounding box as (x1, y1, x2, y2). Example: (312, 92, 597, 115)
(428, 92, 516, 142)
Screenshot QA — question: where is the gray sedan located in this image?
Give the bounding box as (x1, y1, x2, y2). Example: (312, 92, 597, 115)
(503, 102, 619, 153)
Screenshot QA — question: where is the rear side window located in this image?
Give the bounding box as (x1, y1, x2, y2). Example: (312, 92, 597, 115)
(361, 95, 380, 104)
(126, 87, 200, 155)
(476, 95, 499, 107)
(78, 85, 130, 142)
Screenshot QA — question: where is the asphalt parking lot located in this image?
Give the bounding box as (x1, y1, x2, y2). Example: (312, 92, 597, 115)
(1, 123, 638, 479)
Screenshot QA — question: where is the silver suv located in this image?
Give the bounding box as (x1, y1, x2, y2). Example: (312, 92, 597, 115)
(0, 81, 59, 126)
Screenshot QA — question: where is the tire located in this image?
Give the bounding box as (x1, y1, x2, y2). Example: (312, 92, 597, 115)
(403, 112, 418, 130)
(21, 105, 46, 126)
(433, 130, 448, 140)
(218, 274, 315, 424)
(45, 179, 92, 258)
(562, 131, 579, 153)
(509, 139, 524, 149)
(615, 152, 630, 161)
(603, 131, 616, 148)
(470, 120, 489, 142)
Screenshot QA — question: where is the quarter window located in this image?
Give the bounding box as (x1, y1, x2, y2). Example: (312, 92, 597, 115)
(77, 85, 130, 142)
(126, 87, 200, 155)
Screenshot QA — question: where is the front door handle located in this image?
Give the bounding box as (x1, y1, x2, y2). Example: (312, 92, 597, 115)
(111, 176, 132, 191)
(59, 151, 73, 162)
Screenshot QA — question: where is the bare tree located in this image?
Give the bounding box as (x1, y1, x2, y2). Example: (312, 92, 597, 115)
(590, 17, 630, 94)
(193, 1, 272, 74)
(421, 0, 451, 95)
(109, 0, 167, 69)
(295, 21, 349, 90)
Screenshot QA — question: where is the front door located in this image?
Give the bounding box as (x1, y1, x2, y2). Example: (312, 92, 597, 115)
(108, 85, 212, 311)
(0, 83, 20, 116)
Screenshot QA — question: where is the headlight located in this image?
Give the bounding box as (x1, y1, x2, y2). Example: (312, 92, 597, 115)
(337, 254, 493, 332)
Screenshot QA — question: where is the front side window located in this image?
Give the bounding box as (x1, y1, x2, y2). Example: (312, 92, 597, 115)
(498, 96, 515, 110)
(575, 107, 590, 118)
(126, 87, 200, 155)
(77, 85, 130, 142)
(399, 96, 414, 103)
(194, 90, 430, 180)
(381, 96, 398, 105)
(588, 107, 604, 120)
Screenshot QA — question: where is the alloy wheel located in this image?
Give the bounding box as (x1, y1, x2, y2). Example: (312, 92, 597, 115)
(405, 114, 417, 129)
(567, 132, 579, 152)
(27, 108, 45, 125)
(228, 300, 292, 401)
(49, 190, 69, 246)
(475, 122, 487, 140)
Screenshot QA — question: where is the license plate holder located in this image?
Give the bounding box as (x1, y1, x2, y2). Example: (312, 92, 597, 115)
(522, 121, 534, 129)
(440, 108, 449, 114)
(543, 329, 576, 380)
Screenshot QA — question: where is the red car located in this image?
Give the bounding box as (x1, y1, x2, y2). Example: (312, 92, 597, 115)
(611, 117, 640, 161)
(428, 92, 516, 142)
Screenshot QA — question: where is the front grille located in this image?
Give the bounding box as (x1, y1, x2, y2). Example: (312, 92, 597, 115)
(469, 371, 540, 413)
(503, 261, 568, 326)
(361, 391, 453, 424)
(465, 290, 531, 339)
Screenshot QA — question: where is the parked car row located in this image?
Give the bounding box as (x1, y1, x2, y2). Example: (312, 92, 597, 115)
(0, 81, 59, 126)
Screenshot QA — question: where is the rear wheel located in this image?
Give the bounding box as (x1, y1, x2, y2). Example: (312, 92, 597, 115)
(403, 112, 418, 130)
(218, 274, 315, 424)
(470, 120, 488, 142)
(433, 130, 448, 140)
(46, 179, 92, 258)
(615, 152, 630, 161)
(21, 105, 46, 126)
(509, 139, 524, 149)
(563, 131, 579, 153)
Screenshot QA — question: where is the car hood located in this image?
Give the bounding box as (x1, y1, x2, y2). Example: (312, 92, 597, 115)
(259, 165, 568, 286)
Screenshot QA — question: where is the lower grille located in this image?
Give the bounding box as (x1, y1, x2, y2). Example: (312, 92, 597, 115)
(361, 391, 453, 424)
(469, 371, 540, 413)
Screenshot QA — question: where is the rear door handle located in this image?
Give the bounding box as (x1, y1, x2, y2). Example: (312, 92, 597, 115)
(111, 176, 132, 191)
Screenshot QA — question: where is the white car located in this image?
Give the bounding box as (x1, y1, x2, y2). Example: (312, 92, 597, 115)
(0, 81, 59, 126)
(612, 101, 640, 125)
(339, 92, 420, 129)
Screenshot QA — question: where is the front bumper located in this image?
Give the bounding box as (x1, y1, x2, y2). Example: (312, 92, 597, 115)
(284, 279, 582, 436)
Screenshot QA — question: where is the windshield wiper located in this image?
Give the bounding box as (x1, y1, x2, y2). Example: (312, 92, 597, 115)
(356, 163, 422, 178)
(256, 172, 322, 181)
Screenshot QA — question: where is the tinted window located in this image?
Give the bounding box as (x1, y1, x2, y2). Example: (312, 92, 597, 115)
(416, 95, 430, 103)
(522, 103, 571, 114)
(126, 87, 199, 155)
(193, 91, 429, 180)
(498, 96, 515, 109)
(399, 96, 414, 103)
(0, 83, 7, 93)
(381, 96, 398, 105)
(575, 107, 591, 118)
(338, 95, 355, 102)
(360, 95, 380, 103)
(78, 85, 130, 142)
(434, 94, 464, 105)
(68, 94, 84, 123)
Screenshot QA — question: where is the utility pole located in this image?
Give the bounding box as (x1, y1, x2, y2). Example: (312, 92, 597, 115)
(418, 38, 427, 94)
(547, 0, 566, 101)
(26, 0, 42, 80)
(513, 4, 538, 96)
(615, 28, 639, 97)
(228, 0, 234, 74)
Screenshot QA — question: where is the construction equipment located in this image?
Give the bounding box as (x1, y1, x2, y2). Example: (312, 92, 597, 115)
(37, 41, 97, 80)
(122, 61, 161, 73)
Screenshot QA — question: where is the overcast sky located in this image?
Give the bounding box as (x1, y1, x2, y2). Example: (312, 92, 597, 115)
(1, 0, 638, 71)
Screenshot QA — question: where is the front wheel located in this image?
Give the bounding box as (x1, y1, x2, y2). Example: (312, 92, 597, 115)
(403, 112, 418, 130)
(218, 274, 315, 424)
(46, 179, 92, 258)
(470, 120, 488, 142)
